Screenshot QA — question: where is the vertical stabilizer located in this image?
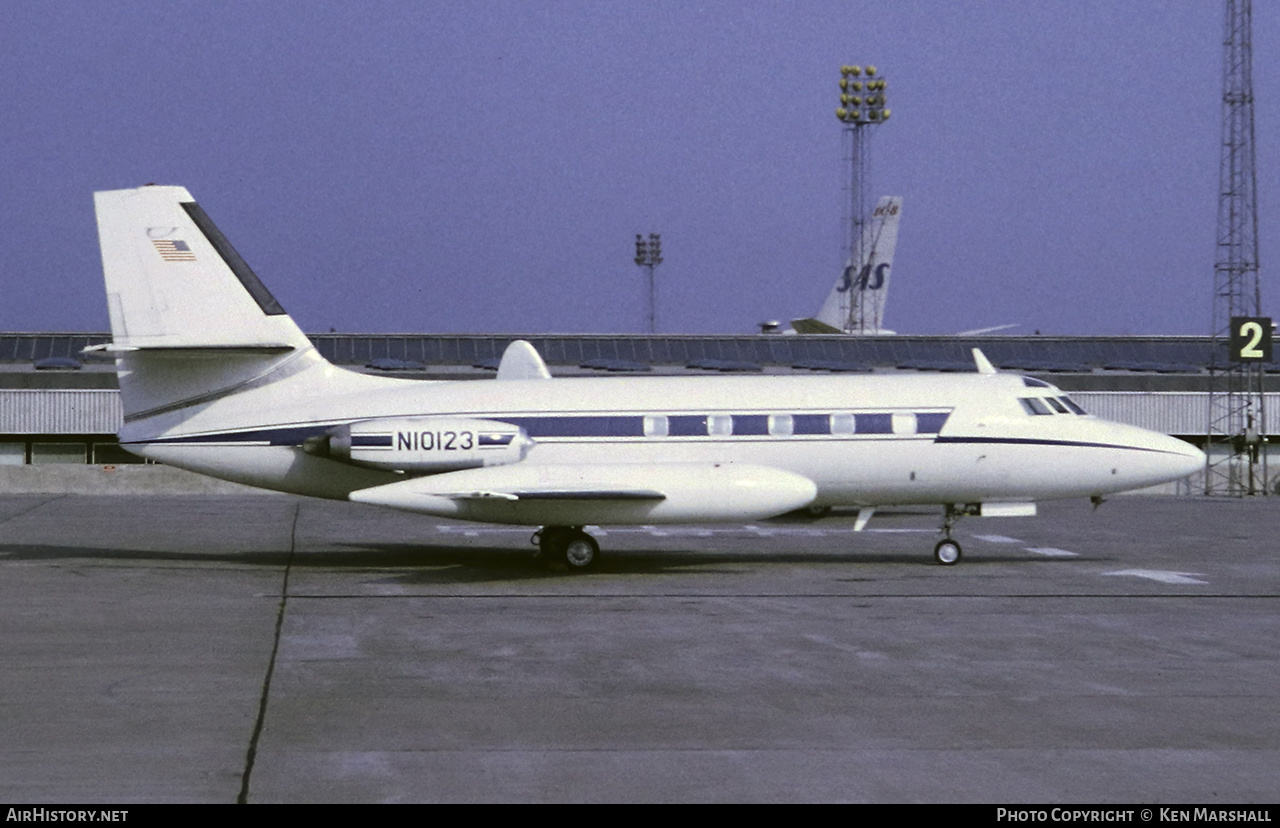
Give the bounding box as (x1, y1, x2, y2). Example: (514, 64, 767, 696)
(794, 195, 901, 335)
(93, 186, 336, 426)
(95, 186, 312, 350)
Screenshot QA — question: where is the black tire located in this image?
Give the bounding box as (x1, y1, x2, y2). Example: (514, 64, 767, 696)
(561, 529, 600, 572)
(934, 539, 962, 566)
(538, 526, 600, 572)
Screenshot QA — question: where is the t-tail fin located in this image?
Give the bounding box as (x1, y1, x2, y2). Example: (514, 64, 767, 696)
(795, 195, 902, 335)
(92, 185, 342, 428)
(95, 185, 312, 351)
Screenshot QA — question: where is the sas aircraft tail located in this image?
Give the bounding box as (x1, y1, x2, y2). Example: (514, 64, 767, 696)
(91, 185, 366, 433)
(791, 195, 901, 335)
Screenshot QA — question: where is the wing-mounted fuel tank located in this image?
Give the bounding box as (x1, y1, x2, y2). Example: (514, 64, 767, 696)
(307, 417, 534, 473)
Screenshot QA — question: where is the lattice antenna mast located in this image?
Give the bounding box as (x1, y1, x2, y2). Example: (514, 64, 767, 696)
(1206, 0, 1267, 495)
(836, 65, 890, 332)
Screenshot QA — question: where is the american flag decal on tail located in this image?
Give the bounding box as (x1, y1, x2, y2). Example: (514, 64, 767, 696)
(151, 239, 196, 261)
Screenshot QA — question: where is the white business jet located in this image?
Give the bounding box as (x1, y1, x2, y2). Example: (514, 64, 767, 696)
(90, 185, 1202, 570)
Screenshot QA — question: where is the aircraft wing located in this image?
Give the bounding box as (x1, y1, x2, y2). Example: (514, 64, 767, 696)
(349, 462, 817, 525)
(445, 489, 664, 502)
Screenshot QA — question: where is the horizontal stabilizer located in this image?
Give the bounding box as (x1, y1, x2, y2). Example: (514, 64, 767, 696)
(789, 317, 845, 335)
(350, 462, 816, 525)
(83, 343, 295, 356)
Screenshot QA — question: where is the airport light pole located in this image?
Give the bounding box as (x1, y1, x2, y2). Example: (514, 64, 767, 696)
(634, 233, 663, 333)
(835, 64, 890, 332)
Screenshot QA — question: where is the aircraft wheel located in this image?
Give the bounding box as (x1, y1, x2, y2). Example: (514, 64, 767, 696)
(934, 539, 962, 566)
(804, 504, 832, 517)
(538, 526, 600, 572)
(562, 529, 600, 572)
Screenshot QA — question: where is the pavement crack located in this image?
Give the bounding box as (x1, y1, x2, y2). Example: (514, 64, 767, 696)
(237, 501, 300, 804)
(0, 494, 67, 528)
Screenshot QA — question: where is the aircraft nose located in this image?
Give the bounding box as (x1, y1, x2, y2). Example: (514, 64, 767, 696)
(1144, 430, 1205, 481)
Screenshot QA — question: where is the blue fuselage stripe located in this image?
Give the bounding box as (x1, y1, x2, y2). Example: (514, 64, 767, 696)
(126, 411, 954, 446)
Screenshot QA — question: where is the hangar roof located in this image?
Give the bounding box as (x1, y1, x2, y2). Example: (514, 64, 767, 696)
(0, 331, 1248, 375)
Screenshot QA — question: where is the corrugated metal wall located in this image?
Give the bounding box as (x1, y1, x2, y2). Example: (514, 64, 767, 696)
(0, 390, 122, 434)
(1072, 392, 1280, 436)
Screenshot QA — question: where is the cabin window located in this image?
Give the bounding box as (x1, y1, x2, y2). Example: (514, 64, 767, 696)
(1019, 397, 1052, 415)
(891, 412, 918, 434)
(707, 414, 733, 436)
(643, 415, 669, 437)
(768, 414, 793, 436)
(830, 413, 855, 435)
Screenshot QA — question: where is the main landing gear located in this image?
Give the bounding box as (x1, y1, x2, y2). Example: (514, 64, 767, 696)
(532, 526, 600, 572)
(533, 507, 971, 570)
(933, 504, 969, 566)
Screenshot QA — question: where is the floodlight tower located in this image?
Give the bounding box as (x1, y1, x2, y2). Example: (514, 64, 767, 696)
(1206, 0, 1268, 496)
(634, 233, 663, 333)
(835, 65, 890, 332)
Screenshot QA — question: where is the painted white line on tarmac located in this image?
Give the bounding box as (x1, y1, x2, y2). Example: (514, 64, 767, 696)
(866, 528, 934, 534)
(972, 534, 1024, 544)
(437, 526, 529, 534)
(1102, 569, 1208, 585)
(1025, 546, 1079, 557)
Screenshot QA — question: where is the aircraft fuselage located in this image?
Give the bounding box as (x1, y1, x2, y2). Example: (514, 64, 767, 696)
(122, 357, 1202, 524)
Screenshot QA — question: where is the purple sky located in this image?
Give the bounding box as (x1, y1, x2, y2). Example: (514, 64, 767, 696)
(1, 1, 1277, 337)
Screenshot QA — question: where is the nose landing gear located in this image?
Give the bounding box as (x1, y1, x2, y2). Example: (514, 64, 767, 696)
(933, 504, 969, 565)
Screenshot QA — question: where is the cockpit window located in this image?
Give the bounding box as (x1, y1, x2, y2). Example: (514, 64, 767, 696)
(1022, 377, 1053, 388)
(1019, 395, 1089, 415)
(1019, 397, 1052, 415)
(1059, 396, 1087, 415)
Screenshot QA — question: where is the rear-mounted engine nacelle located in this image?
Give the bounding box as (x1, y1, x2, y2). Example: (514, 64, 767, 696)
(320, 417, 533, 473)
